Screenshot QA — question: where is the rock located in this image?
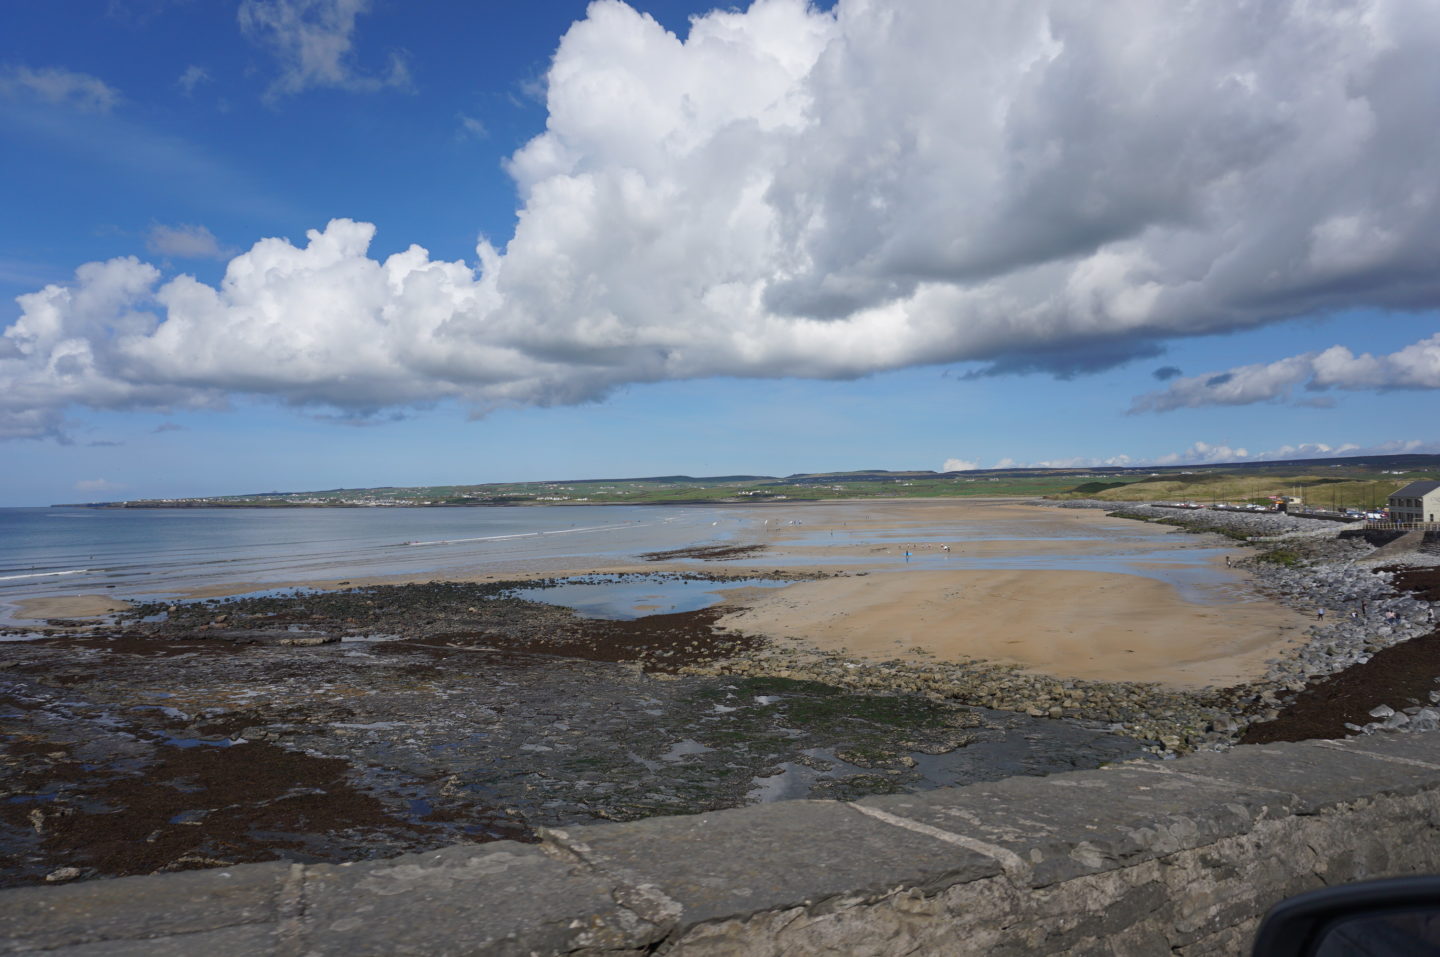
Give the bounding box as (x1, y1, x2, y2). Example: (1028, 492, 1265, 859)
(1369, 704, 1396, 719)
(45, 867, 82, 883)
(1412, 710, 1440, 733)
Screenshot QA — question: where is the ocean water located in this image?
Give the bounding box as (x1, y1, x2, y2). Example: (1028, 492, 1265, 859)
(0, 502, 1252, 625)
(0, 505, 748, 609)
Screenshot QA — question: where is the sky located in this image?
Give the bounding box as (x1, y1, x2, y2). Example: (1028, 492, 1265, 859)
(2, 0, 1439, 506)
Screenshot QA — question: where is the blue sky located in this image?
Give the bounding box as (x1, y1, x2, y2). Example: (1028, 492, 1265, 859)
(2, 0, 1438, 506)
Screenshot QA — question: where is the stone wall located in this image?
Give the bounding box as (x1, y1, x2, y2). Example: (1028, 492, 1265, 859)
(6, 733, 1440, 956)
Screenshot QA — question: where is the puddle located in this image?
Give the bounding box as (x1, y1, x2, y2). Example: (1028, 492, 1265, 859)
(747, 762, 811, 802)
(507, 574, 793, 620)
(156, 733, 240, 749)
(746, 748, 870, 802)
(660, 739, 714, 763)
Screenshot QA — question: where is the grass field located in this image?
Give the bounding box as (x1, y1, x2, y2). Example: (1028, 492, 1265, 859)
(1047, 472, 1431, 511)
(71, 459, 1440, 510)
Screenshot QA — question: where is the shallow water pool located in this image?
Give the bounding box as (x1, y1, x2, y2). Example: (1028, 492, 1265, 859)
(506, 574, 793, 620)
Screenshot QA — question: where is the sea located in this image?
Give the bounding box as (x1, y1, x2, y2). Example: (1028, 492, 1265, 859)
(0, 501, 1248, 624)
(0, 505, 750, 613)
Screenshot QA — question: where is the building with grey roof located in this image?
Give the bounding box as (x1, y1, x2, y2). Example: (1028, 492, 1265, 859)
(1388, 480, 1440, 524)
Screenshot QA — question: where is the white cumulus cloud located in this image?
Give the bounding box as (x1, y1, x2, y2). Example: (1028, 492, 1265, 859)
(7, 0, 1440, 439)
(1003, 438, 1437, 471)
(942, 458, 980, 472)
(1132, 333, 1440, 412)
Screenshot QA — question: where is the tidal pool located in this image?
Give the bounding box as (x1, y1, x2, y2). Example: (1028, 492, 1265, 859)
(506, 574, 793, 620)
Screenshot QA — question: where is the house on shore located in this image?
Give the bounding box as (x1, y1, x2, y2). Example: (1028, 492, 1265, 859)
(1387, 480, 1440, 524)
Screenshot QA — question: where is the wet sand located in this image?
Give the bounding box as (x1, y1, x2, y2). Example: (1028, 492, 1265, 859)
(714, 567, 1306, 688)
(10, 595, 132, 621)
(712, 499, 1308, 688)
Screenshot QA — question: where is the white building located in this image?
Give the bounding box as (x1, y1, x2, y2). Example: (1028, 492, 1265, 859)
(1387, 480, 1440, 524)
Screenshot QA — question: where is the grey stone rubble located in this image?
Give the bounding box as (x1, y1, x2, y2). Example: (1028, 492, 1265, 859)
(6, 732, 1440, 955)
(1246, 556, 1432, 688)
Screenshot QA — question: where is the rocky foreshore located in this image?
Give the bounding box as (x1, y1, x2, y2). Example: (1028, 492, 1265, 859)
(5, 508, 1438, 888)
(1, 575, 1145, 888)
(685, 501, 1440, 753)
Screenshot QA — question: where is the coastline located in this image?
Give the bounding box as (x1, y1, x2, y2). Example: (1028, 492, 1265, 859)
(12, 498, 1435, 744)
(7, 498, 1308, 691)
(6, 498, 1440, 887)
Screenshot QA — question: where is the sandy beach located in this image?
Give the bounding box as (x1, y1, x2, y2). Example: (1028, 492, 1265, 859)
(7, 498, 1309, 689)
(714, 567, 1305, 688)
(10, 595, 133, 621)
(707, 499, 1312, 688)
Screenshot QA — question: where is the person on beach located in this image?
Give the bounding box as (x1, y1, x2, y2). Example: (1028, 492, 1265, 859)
(1317, 607, 1326, 621)
(1225, 555, 1232, 567)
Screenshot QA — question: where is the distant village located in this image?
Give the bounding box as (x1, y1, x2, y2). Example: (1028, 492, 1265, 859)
(1124, 478, 1440, 529)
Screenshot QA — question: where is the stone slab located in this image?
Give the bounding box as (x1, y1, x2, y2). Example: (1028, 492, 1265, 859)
(1317, 731, 1440, 769)
(858, 764, 1292, 887)
(1147, 740, 1440, 812)
(0, 862, 289, 953)
(543, 798, 1002, 928)
(290, 840, 657, 956)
